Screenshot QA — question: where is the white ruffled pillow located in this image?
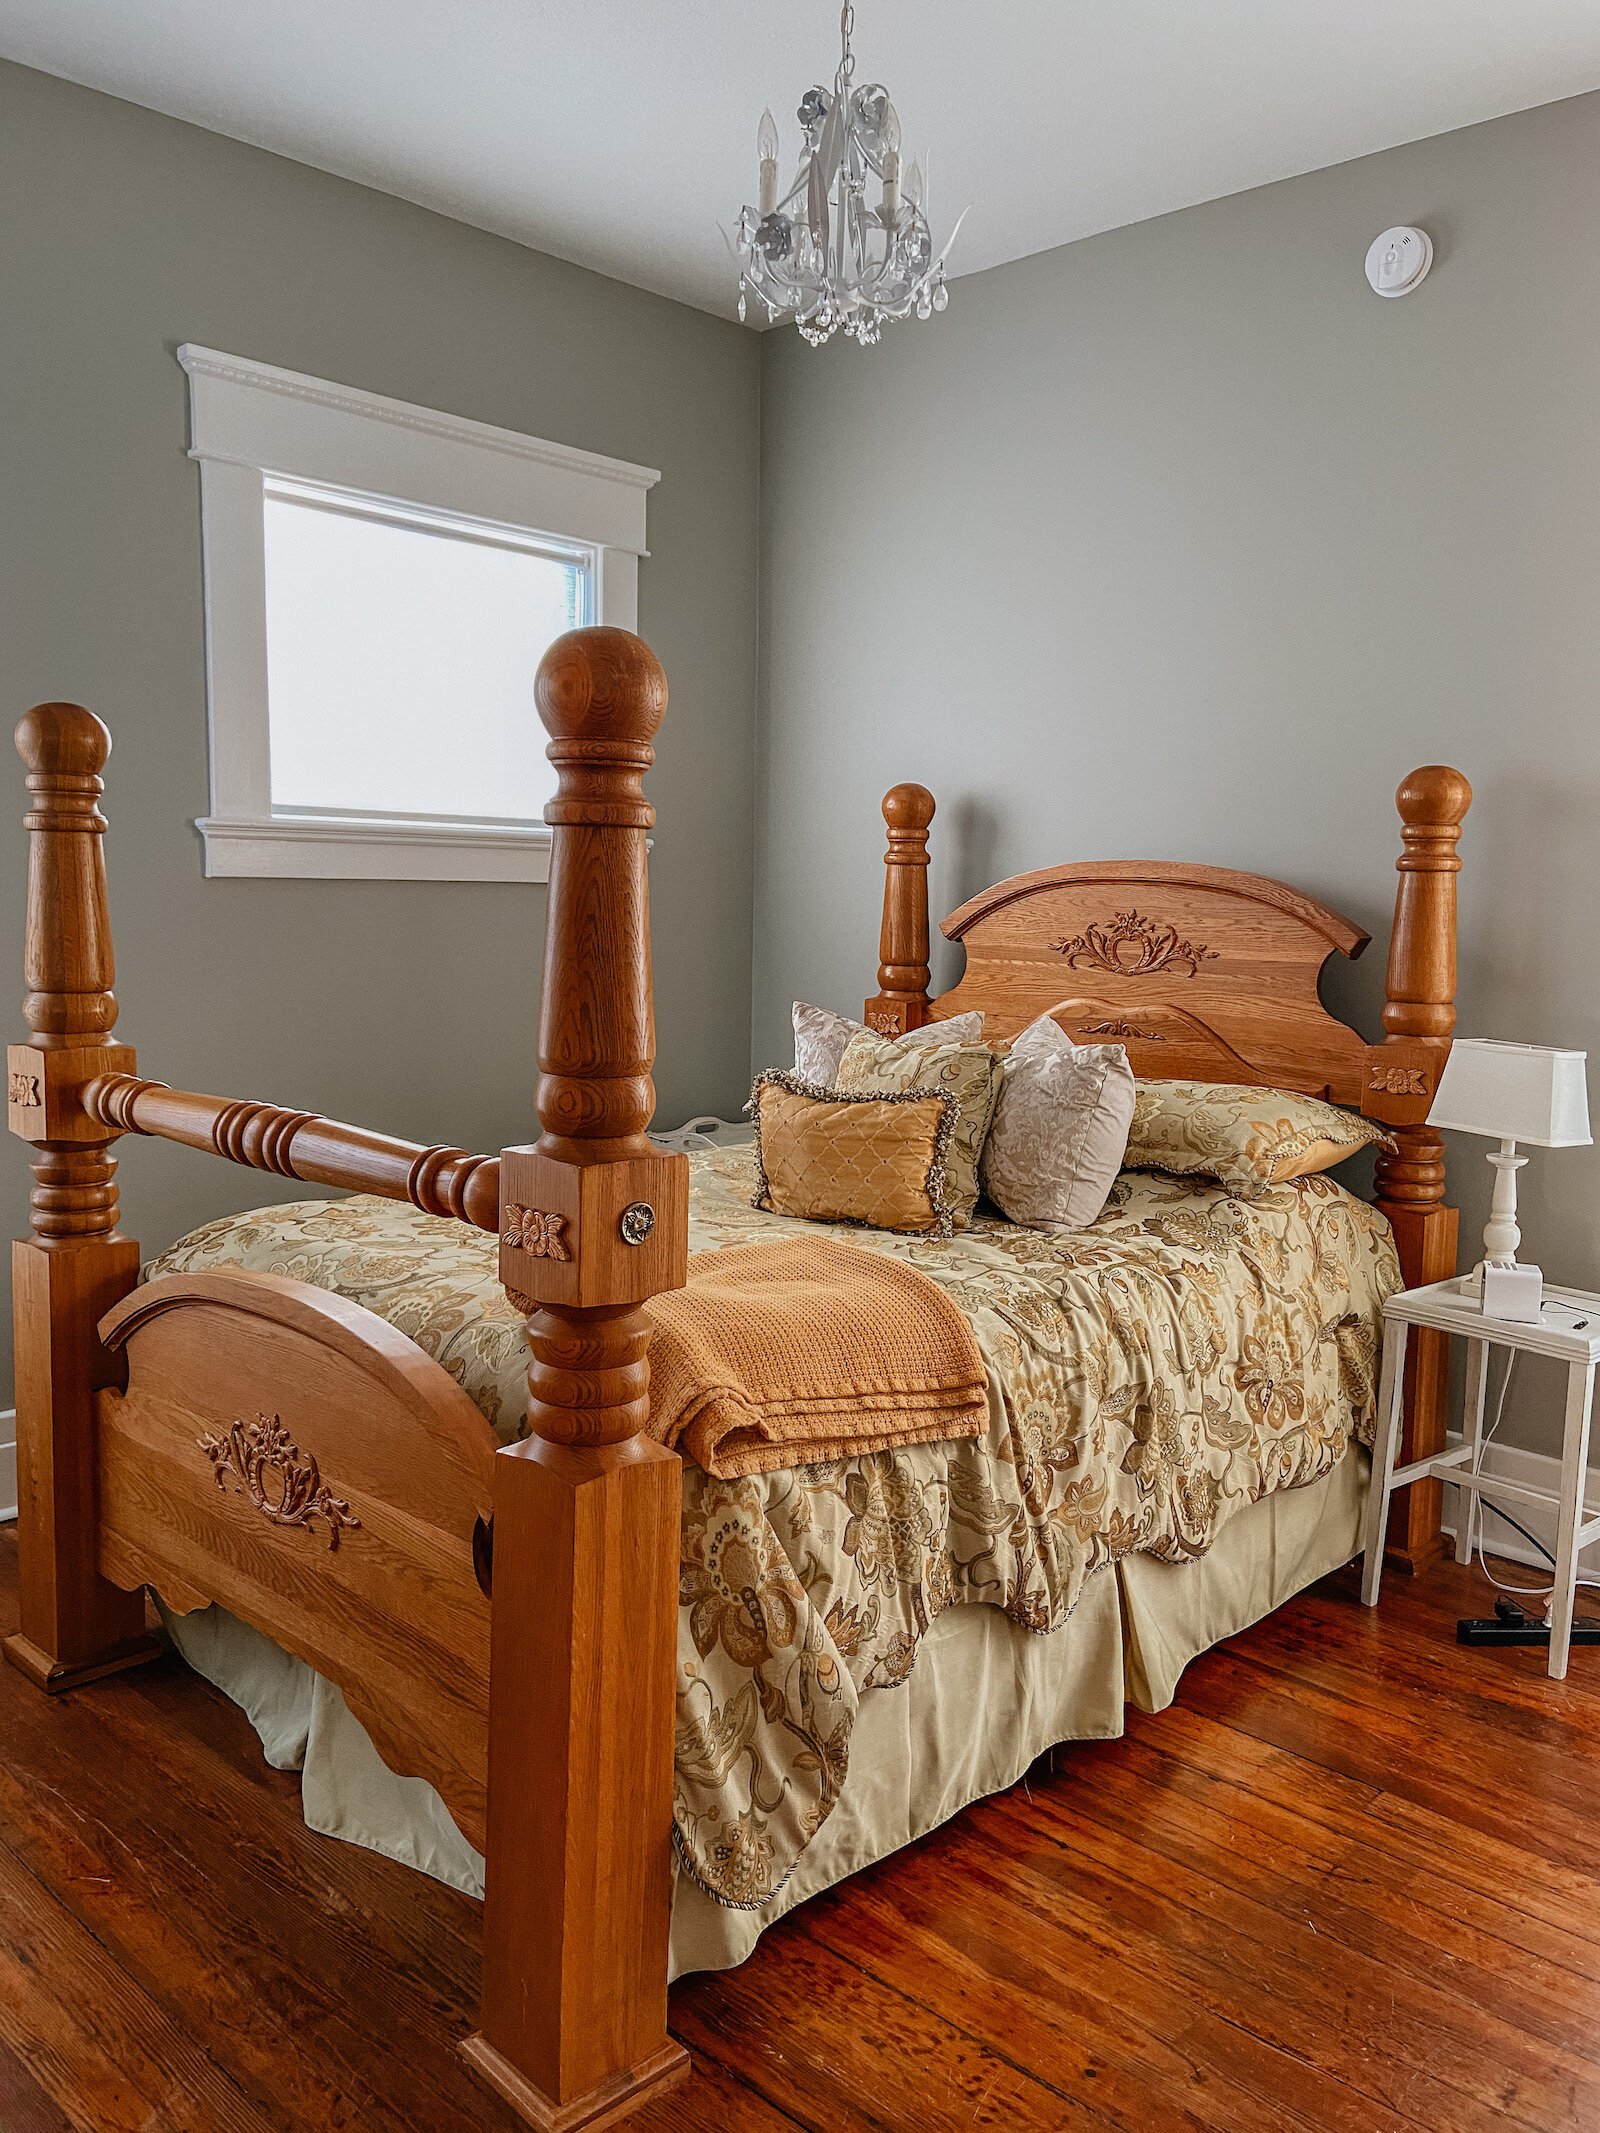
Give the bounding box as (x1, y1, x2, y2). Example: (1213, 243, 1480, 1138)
(980, 1015, 1135, 1231)
(791, 1001, 984, 1087)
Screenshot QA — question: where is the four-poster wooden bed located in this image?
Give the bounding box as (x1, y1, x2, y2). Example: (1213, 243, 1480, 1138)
(5, 625, 1469, 2132)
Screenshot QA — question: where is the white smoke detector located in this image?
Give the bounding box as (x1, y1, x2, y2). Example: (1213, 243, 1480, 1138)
(1365, 226, 1433, 298)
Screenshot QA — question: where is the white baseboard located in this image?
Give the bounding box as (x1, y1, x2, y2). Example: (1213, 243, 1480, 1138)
(0, 1408, 14, 1524)
(1440, 1433, 1600, 1577)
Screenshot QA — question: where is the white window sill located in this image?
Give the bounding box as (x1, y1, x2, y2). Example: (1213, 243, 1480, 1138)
(197, 813, 552, 883)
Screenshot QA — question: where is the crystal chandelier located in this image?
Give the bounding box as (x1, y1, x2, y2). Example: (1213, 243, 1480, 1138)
(733, 4, 964, 346)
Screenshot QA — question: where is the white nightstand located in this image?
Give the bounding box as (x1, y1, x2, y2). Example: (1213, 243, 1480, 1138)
(649, 1115, 754, 1155)
(1360, 1278, 1600, 1678)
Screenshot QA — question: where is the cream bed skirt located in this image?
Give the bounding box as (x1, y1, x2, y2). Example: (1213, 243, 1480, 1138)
(164, 1448, 1367, 1979)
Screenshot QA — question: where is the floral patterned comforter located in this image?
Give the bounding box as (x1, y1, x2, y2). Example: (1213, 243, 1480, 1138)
(147, 1148, 1399, 1907)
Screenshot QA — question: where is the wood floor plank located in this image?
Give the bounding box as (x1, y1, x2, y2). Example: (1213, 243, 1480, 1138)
(797, 1853, 1364, 2133)
(1099, 1716, 1600, 2014)
(0, 1832, 280, 2133)
(671, 1925, 1117, 2132)
(627, 2043, 815, 2132)
(1004, 1772, 1598, 2131)
(846, 1803, 1432, 2133)
(0, 1654, 503, 2133)
(7, 1530, 1600, 2132)
(1178, 1638, 1600, 1876)
(0, 2030, 80, 2133)
(1115, 1695, 1600, 1978)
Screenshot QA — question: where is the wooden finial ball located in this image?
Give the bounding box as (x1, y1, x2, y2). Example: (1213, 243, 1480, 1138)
(15, 702, 111, 779)
(882, 782, 936, 833)
(1396, 764, 1471, 828)
(535, 628, 668, 748)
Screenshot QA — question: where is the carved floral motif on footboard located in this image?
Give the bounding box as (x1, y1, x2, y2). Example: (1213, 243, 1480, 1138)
(199, 1413, 361, 1551)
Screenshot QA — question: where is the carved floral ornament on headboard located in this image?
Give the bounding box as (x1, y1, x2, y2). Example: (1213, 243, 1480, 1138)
(1051, 910, 1218, 979)
(1078, 1017, 1167, 1042)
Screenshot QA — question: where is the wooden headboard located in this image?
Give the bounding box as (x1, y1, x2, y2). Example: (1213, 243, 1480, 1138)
(863, 765, 1472, 1571)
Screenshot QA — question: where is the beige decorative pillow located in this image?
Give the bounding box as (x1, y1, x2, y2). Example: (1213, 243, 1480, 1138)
(750, 1071, 957, 1237)
(836, 1027, 1004, 1229)
(791, 1000, 983, 1087)
(1123, 1079, 1394, 1191)
(981, 1016, 1136, 1231)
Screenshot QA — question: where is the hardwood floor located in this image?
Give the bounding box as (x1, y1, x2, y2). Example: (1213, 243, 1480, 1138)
(3, 1527, 1598, 2133)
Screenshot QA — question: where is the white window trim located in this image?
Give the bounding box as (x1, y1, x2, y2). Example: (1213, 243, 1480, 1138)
(179, 345, 660, 883)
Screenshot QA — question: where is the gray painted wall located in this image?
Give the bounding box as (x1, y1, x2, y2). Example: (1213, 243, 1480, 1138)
(0, 59, 760, 1401)
(757, 91, 1600, 1457)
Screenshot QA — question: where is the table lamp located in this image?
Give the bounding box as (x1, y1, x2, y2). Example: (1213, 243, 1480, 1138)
(1427, 1039, 1591, 1320)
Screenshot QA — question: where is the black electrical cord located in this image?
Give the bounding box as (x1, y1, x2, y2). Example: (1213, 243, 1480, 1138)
(1478, 1498, 1557, 1568)
(1469, 1499, 1600, 1634)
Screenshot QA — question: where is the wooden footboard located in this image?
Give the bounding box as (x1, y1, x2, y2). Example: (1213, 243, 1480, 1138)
(96, 1267, 494, 1845)
(7, 634, 691, 2132)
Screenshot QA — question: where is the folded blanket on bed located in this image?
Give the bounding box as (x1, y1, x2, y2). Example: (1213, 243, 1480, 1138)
(643, 1236, 988, 1476)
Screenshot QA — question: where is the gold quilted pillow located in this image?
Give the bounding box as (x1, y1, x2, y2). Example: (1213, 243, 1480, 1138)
(1123, 1079, 1393, 1192)
(750, 1072, 958, 1237)
(835, 1028, 1005, 1228)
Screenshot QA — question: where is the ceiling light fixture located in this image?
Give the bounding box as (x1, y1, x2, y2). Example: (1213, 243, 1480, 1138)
(732, 3, 965, 345)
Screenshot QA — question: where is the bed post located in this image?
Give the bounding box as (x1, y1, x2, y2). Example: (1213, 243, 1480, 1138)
(1373, 764, 1472, 1573)
(465, 630, 690, 2130)
(4, 705, 158, 1690)
(864, 781, 935, 1034)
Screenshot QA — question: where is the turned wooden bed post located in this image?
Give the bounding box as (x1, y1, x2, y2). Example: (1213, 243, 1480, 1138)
(5, 705, 159, 1689)
(466, 629, 690, 2130)
(864, 781, 935, 1034)
(1373, 764, 1472, 1572)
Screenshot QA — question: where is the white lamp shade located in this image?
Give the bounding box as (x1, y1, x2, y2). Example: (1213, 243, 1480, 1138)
(1428, 1039, 1592, 1147)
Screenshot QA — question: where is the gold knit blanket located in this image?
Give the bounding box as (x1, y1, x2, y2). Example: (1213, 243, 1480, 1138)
(643, 1236, 988, 1477)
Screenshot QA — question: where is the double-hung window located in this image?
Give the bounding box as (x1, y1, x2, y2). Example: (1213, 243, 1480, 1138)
(180, 347, 658, 881)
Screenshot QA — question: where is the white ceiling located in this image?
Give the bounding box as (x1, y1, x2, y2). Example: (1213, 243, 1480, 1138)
(5, 0, 1600, 321)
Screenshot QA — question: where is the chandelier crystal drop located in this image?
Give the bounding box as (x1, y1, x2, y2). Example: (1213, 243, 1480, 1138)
(733, 3, 964, 346)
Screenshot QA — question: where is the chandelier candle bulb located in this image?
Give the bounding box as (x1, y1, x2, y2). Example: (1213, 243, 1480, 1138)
(881, 98, 901, 220)
(758, 108, 779, 217)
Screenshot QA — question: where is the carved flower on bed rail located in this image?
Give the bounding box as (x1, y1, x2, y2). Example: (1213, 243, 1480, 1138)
(198, 1414, 361, 1552)
(502, 1204, 571, 1260)
(1051, 910, 1217, 979)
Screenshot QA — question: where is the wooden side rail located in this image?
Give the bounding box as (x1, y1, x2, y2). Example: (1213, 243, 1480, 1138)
(81, 1073, 501, 1232)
